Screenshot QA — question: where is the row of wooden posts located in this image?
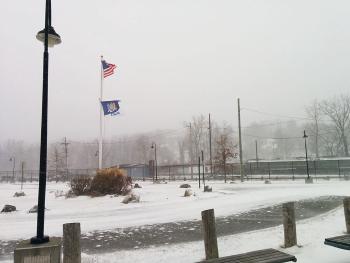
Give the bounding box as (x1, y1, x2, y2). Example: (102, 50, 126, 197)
(201, 202, 296, 260)
(202, 197, 350, 260)
(61, 198, 350, 262)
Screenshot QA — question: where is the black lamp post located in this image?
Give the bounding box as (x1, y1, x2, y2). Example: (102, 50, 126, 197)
(151, 143, 158, 181)
(31, 0, 61, 245)
(303, 130, 310, 179)
(9, 157, 15, 182)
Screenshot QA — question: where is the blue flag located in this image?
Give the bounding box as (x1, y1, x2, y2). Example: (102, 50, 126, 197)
(101, 100, 120, 116)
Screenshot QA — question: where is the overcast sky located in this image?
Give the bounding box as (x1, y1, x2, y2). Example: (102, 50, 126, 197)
(1, 0, 350, 143)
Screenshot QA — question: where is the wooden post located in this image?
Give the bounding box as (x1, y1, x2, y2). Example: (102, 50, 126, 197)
(283, 202, 297, 248)
(344, 197, 350, 234)
(201, 209, 219, 260)
(63, 223, 81, 263)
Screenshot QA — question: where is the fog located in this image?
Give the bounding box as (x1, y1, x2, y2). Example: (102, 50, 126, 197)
(1, 1, 350, 169)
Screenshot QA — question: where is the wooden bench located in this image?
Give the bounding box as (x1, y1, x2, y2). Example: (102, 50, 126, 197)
(324, 234, 350, 250)
(197, 248, 297, 263)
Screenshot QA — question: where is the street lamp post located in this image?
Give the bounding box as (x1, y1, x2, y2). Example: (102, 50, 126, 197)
(303, 130, 310, 179)
(9, 157, 15, 182)
(31, 0, 61, 245)
(151, 143, 158, 181)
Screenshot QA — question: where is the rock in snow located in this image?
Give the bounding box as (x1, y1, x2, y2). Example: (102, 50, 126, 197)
(13, 192, 25, 197)
(1, 205, 16, 213)
(184, 189, 193, 197)
(204, 185, 212, 192)
(122, 193, 140, 204)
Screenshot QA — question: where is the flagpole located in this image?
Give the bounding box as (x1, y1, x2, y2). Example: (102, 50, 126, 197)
(99, 55, 104, 170)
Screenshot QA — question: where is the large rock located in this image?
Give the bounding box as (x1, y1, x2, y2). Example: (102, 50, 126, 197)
(184, 189, 193, 197)
(180, 184, 191, 189)
(1, 205, 16, 213)
(121, 193, 140, 204)
(305, 177, 314, 184)
(28, 205, 46, 213)
(13, 192, 25, 197)
(204, 185, 212, 192)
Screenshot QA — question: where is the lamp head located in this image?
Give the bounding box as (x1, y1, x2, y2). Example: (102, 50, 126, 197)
(303, 130, 308, 138)
(36, 26, 61, 47)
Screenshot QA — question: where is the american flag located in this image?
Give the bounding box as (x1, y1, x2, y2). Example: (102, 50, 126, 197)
(101, 59, 117, 78)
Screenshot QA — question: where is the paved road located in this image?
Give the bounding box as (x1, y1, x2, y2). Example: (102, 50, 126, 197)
(0, 195, 344, 260)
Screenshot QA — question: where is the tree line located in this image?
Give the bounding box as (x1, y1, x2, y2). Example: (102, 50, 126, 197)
(1, 94, 350, 173)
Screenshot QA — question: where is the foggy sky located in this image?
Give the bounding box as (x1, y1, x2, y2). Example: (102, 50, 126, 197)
(1, 0, 350, 143)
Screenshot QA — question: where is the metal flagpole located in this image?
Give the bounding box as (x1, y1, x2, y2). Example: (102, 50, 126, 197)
(99, 55, 104, 169)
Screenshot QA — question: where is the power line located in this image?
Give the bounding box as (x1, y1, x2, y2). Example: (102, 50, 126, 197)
(241, 120, 304, 129)
(243, 133, 303, 140)
(68, 128, 187, 145)
(241, 107, 312, 121)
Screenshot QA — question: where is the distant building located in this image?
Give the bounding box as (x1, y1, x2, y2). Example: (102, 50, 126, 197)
(112, 163, 150, 179)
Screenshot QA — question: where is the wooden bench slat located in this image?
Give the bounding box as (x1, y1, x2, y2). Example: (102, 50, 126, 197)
(324, 234, 350, 250)
(198, 248, 297, 263)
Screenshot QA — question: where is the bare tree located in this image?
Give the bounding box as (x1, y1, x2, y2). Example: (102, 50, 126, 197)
(305, 100, 322, 158)
(48, 146, 65, 182)
(177, 139, 186, 164)
(191, 115, 208, 160)
(214, 128, 236, 182)
(134, 135, 151, 164)
(321, 95, 350, 157)
(319, 125, 339, 157)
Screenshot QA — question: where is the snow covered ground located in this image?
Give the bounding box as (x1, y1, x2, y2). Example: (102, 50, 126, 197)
(79, 207, 350, 263)
(1, 178, 350, 262)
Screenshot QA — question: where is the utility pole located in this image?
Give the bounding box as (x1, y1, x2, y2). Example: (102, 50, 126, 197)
(201, 150, 205, 187)
(61, 137, 70, 181)
(237, 98, 244, 182)
(198, 157, 201, 188)
(187, 122, 194, 180)
(9, 156, 15, 183)
(151, 143, 158, 181)
(208, 113, 213, 179)
(21, 161, 24, 191)
(255, 140, 259, 168)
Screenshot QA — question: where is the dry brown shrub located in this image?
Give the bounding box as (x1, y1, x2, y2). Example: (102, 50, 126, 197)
(90, 168, 132, 195)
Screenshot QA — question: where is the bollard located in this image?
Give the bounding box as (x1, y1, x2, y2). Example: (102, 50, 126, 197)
(282, 202, 297, 248)
(344, 197, 350, 233)
(63, 223, 81, 263)
(201, 209, 219, 260)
